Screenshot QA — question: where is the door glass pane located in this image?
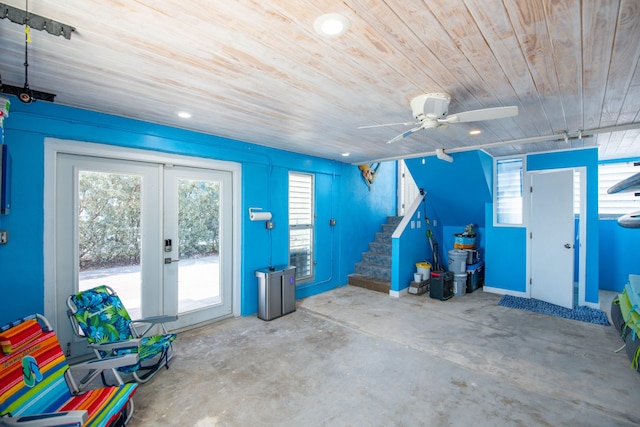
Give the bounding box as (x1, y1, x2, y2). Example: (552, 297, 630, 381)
(77, 171, 142, 319)
(177, 178, 221, 313)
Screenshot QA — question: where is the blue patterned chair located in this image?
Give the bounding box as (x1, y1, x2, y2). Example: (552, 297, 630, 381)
(67, 285, 177, 383)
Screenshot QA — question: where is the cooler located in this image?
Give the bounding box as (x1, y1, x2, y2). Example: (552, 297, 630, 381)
(430, 271, 453, 301)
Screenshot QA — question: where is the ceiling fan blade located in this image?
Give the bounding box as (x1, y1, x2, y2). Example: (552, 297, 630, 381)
(442, 106, 518, 123)
(387, 125, 423, 144)
(358, 121, 418, 129)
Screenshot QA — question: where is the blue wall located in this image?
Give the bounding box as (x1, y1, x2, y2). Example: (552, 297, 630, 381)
(405, 150, 493, 228)
(405, 147, 600, 305)
(484, 202, 528, 293)
(527, 148, 599, 304)
(599, 219, 640, 291)
(0, 96, 397, 325)
(405, 150, 492, 271)
(391, 196, 431, 292)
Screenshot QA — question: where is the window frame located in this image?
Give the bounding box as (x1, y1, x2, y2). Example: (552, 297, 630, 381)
(493, 156, 526, 227)
(288, 171, 315, 283)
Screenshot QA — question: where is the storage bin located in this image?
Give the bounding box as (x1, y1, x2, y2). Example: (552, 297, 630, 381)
(454, 234, 476, 249)
(466, 261, 484, 293)
(463, 249, 480, 265)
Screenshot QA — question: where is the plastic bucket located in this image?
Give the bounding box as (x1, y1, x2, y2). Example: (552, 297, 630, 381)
(413, 273, 423, 282)
(416, 261, 431, 280)
(448, 250, 467, 274)
(453, 273, 467, 296)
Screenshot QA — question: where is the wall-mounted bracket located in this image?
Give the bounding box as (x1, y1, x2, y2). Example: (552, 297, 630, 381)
(0, 3, 76, 40)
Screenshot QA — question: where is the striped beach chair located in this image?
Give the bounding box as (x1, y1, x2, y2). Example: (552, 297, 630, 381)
(0, 314, 138, 426)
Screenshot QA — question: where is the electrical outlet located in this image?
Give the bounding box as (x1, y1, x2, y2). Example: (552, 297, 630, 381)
(0, 230, 7, 245)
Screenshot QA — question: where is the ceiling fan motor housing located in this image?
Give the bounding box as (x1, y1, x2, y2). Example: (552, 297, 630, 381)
(411, 93, 451, 123)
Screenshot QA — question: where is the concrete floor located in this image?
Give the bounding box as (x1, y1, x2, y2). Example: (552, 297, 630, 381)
(128, 286, 640, 426)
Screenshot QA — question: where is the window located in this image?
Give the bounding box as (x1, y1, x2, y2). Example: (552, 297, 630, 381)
(495, 157, 524, 225)
(598, 161, 640, 217)
(289, 172, 314, 281)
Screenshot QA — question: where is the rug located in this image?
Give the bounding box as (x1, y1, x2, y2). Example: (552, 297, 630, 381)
(498, 295, 610, 326)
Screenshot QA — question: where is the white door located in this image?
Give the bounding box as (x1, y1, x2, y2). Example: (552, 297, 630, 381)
(530, 170, 575, 309)
(55, 154, 162, 358)
(54, 154, 233, 358)
(163, 166, 233, 329)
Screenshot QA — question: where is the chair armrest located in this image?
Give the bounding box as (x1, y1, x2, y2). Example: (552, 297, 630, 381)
(68, 354, 140, 391)
(71, 353, 139, 371)
(132, 315, 178, 324)
(88, 339, 142, 352)
(132, 315, 178, 336)
(0, 410, 88, 427)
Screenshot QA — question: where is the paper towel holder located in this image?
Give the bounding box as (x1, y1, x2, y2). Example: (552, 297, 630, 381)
(249, 207, 273, 221)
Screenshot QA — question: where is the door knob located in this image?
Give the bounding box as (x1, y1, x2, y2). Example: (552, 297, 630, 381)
(564, 243, 573, 249)
(164, 257, 180, 264)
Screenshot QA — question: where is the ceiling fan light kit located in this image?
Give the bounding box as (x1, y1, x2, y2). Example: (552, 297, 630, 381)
(360, 92, 519, 150)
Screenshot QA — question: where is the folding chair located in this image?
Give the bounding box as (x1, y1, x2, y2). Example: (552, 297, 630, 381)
(0, 314, 138, 427)
(67, 285, 177, 383)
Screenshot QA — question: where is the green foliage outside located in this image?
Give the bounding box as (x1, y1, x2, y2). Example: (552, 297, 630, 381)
(178, 179, 220, 259)
(78, 172, 220, 270)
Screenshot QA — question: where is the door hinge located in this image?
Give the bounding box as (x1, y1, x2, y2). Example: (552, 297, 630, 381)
(530, 278, 532, 285)
(530, 232, 532, 239)
(530, 186, 533, 192)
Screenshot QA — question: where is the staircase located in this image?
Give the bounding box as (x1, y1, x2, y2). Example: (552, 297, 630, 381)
(348, 216, 403, 294)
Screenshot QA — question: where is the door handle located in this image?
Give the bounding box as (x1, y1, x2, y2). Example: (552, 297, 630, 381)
(164, 257, 180, 264)
(564, 243, 573, 249)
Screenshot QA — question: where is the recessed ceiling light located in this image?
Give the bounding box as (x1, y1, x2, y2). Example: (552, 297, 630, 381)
(177, 111, 192, 119)
(314, 13, 350, 37)
(341, 152, 350, 157)
(469, 130, 481, 135)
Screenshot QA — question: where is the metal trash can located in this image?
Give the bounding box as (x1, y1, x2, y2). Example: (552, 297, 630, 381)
(255, 265, 296, 321)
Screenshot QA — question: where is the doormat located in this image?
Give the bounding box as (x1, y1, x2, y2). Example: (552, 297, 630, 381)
(498, 295, 610, 326)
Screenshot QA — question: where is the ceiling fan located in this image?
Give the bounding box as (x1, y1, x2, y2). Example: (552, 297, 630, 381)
(359, 93, 518, 144)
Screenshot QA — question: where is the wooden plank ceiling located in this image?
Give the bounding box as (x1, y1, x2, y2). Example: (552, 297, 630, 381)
(0, 0, 639, 164)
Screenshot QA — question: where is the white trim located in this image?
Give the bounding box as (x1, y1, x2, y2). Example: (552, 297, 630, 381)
(576, 167, 587, 307)
(392, 192, 424, 239)
(43, 138, 243, 328)
(482, 286, 527, 298)
(584, 301, 600, 310)
(389, 288, 408, 298)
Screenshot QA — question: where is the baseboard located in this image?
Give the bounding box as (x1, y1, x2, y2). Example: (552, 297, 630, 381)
(389, 288, 409, 298)
(482, 285, 527, 298)
(584, 301, 600, 309)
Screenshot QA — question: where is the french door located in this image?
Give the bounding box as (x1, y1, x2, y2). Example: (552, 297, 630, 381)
(53, 153, 233, 358)
(163, 166, 233, 330)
